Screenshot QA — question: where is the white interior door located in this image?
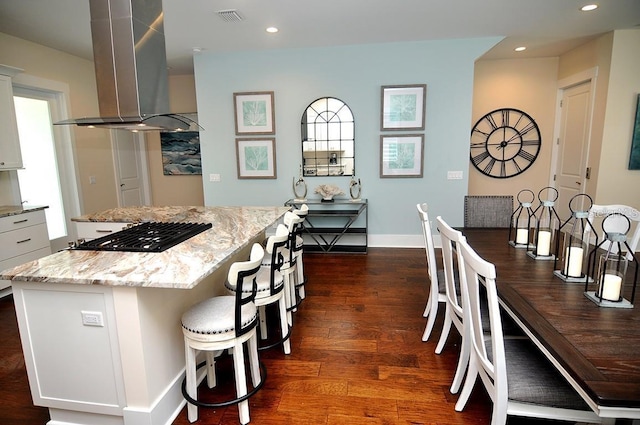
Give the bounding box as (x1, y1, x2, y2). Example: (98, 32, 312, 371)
(554, 80, 593, 219)
(111, 130, 151, 207)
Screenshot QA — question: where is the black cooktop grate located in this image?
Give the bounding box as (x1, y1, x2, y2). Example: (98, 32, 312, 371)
(74, 222, 213, 252)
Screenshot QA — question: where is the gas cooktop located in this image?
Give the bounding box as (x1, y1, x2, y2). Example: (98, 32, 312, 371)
(74, 222, 212, 252)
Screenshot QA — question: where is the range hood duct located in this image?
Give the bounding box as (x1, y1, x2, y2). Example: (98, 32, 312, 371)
(55, 0, 199, 131)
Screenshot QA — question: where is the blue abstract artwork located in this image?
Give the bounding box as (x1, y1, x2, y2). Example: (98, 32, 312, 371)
(629, 94, 640, 170)
(160, 132, 201, 175)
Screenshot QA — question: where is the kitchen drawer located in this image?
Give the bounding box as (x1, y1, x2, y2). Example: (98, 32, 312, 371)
(0, 246, 51, 273)
(0, 210, 46, 233)
(0, 223, 50, 261)
(75, 221, 128, 241)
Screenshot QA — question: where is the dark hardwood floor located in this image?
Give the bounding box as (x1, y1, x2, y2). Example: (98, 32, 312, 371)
(0, 248, 604, 424)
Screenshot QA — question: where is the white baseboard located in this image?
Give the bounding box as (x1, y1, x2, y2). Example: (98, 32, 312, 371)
(368, 234, 442, 249)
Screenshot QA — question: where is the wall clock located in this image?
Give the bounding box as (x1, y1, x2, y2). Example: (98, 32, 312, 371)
(469, 108, 541, 179)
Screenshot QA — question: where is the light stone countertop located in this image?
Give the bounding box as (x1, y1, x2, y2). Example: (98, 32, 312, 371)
(1, 206, 289, 289)
(0, 205, 48, 218)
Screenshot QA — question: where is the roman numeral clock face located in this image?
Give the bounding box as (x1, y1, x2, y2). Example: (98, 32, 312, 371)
(470, 108, 541, 178)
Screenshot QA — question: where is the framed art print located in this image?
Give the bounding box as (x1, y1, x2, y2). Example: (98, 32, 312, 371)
(380, 134, 424, 178)
(236, 138, 277, 179)
(233, 91, 275, 135)
(381, 84, 426, 131)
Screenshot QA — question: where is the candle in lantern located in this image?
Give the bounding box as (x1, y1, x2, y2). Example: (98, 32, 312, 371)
(600, 273, 622, 301)
(564, 247, 583, 277)
(516, 228, 528, 244)
(537, 230, 551, 256)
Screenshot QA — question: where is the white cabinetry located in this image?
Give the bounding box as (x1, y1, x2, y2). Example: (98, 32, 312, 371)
(75, 221, 129, 241)
(0, 66, 24, 170)
(0, 210, 51, 296)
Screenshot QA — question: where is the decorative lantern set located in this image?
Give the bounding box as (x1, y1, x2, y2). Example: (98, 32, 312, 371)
(553, 194, 596, 283)
(527, 187, 561, 261)
(509, 191, 637, 309)
(509, 189, 536, 248)
(584, 213, 638, 308)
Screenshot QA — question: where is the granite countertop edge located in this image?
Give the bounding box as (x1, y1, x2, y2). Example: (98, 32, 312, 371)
(1, 206, 290, 290)
(0, 205, 48, 219)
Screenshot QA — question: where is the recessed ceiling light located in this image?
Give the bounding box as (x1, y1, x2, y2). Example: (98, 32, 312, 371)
(514, 46, 527, 52)
(266, 27, 279, 33)
(581, 4, 598, 11)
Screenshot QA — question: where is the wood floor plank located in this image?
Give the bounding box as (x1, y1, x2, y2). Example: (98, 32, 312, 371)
(3, 247, 601, 425)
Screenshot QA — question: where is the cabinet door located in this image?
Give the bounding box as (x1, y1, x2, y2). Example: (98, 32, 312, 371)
(0, 74, 23, 170)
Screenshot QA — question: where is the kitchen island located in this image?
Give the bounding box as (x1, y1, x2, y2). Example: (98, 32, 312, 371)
(0, 206, 289, 425)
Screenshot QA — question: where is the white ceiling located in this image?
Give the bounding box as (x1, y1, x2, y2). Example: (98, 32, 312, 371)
(1, 0, 639, 75)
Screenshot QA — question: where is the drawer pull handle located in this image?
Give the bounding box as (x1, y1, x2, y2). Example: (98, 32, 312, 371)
(96, 230, 114, 233)
(17, 238, 32, 244)
(13, 219, 28, 224)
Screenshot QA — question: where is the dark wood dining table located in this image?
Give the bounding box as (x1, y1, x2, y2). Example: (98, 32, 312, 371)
(462, 228, 640, 422)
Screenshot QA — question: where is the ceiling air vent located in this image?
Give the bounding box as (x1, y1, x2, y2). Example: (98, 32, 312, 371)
(216, 9, 243, 22)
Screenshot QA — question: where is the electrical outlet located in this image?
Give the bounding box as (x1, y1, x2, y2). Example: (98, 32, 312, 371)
(209, 174, 221, 182)
(89, 176, 97, 185)
(81, 311, 104, 327)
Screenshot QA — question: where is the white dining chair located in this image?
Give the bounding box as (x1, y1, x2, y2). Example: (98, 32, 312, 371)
(588, 204, 640, 260)
(434, 216, 467, 394)
(453, 238, 605, 425)
(416, 203, 446, 342)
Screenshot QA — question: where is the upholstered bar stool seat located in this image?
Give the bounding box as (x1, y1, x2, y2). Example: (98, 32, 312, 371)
(181, 243, 265, 424)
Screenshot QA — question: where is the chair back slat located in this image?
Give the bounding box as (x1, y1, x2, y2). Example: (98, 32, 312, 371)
(417, 204, 438, 287)
(228, 243, 263, 338)
(436, 216, 466, 319)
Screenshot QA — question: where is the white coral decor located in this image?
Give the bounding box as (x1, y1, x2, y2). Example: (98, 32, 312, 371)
(314, 184, 344, 201)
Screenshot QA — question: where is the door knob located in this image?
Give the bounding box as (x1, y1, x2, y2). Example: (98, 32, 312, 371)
(120, 183, 125, 187)
(575, 181, 581, 185)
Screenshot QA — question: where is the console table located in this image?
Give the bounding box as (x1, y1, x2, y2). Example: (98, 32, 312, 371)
(285, 199, 368, 253)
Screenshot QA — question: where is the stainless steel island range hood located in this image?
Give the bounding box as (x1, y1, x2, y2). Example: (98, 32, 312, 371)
(55, 0, 199, 131)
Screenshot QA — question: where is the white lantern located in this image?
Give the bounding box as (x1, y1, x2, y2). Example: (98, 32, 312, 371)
(509, 189, 535, 248)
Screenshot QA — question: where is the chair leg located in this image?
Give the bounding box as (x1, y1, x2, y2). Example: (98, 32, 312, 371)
(247, 332, 261, 387)
(422, 293, 431, 317)
(435, 306, 453, 354)
(422, 294, 438, 342)
(289, 265, 298, 313)
(232, 341, 250, 425)
(184, 342, 198, 423)
(283, 271, 293, 326)
(259, 305, 267, 340)
(205, 351, 217, 389)
(278, 295, 291, 354)
(455, 357, 478, 412)
(450, 333, 470, 394)
(296, 252, 306, 299)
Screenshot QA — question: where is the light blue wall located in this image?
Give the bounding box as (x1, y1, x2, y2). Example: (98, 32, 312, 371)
(193, 37, 500, 245)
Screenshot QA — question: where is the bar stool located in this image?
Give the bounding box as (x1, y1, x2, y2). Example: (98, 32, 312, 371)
(181, 243, 264, 424)
(229, 224, 291, 354)
(292, 204, 309, 300)
(283, 211, 305, 317)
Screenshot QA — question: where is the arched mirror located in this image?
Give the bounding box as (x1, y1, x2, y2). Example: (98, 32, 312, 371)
(301, 97, 354, 177)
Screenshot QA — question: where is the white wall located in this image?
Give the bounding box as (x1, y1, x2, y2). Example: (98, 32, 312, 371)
(194, 38, 501, 245)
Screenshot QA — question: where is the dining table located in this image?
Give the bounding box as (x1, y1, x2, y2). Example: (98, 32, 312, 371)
(462, 228, 640, 422)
